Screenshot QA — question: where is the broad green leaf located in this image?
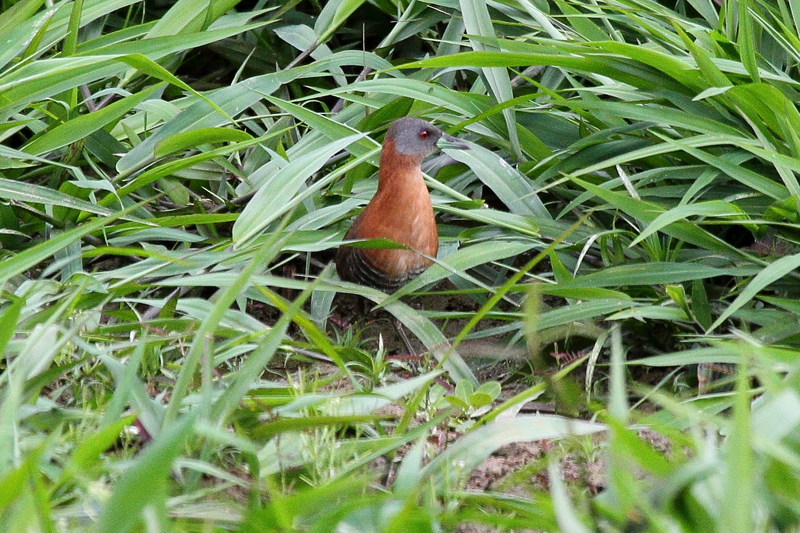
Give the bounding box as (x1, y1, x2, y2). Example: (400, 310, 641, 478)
(79, 21, 270, 58)
(94, 415, 195, 533)
(399, 47, 696, 91)
(62, 0, 84, 60)
(0, 57, 123, 121)
(539, 299, 635, 329)
(0, 0, 45, 36)
(686, 0, 719, 26)
(0, 0, 138, 71)
(710, 253, 800, 332)
(562, 262, 729, 289)
(23, 84, 165, 156)
(737, 0, 759, 83)
(632, 347, 739, 367)
(306, 78, 487, 118)
(0, 296, 23, 363)
(233, 133, 366, 246)
(392, 240, 537, 299)
(0, 178, 120, 220)
(543, 286, 631, 300)
(759, 295, 800, 315)
(721, 361, 753, 533)
(608, 305, 691, 322)
(393, 438, 426, 496)
(447, 142, 549, 217)
(438, 205, 540, 236)
(154, 127, 253, 157)
(631, 200, 747, 246)
(41, 0, 140, 46)
(315, 0, 367, 42)
(147, 0, 241, 38)
(553, 0, 608, 41)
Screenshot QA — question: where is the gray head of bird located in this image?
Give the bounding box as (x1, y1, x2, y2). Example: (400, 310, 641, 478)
(385, 117, 469, 162)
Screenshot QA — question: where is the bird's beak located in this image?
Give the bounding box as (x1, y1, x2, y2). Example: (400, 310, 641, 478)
(438, 133, 470, 150)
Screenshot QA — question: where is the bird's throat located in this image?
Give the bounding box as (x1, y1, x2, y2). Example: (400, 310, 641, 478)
(376, 139, 422, 193)
(356, 155, 437, 262)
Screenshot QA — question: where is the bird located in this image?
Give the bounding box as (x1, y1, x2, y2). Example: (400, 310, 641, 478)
(336, 117, 469, 291)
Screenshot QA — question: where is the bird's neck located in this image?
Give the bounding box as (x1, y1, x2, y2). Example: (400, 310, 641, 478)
(376, 139, 424, 196)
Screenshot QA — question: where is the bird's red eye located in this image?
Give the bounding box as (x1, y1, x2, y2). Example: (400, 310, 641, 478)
(419, 130, 429, 139)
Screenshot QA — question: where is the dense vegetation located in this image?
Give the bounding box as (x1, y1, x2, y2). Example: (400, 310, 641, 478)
(2, 0, 800, 530)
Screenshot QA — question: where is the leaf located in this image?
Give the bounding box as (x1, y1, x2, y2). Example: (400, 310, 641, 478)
(0, 57, 122, 121)
(115, 54, 233, 124)
(632, 347, 740, 367)
(468, 392, 494, 408)
(23, 84, 165, 156)
(0, 445, 44, 510)
(58, 416, 136, 484)
(233, 133, 365, 246)
(314, 0, 368, 43)
(437, 205, 540, 236)
(0, 0, 139, 71)
(154, 127, 253, 157)
(304, 78, 487, 119)
(393, 438, 426, 496)
(630, 200, 747, 246)
(709, 253, 800, 332)
(146, 0, 241, 38)
(459, 0, 520, 155)
(549, 460, 593, 533)
(446, 142, 549, 217)
(391, 240, 536, 299)
(721, 361, 753, 533)
(332, 280, 477, 386)
(94, 415, 195, 533)
(0, 296, 23, 355)
(562, 263, 729, 289)
(539, 299, 635, 329)
(0, 0, 45, 37)
(445, 395, 470, 410)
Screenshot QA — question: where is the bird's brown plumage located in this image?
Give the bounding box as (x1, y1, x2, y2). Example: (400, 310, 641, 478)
(336, 118, 468, 290)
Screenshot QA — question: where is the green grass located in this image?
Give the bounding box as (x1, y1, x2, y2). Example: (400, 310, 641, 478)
(2, 0, 800, 530)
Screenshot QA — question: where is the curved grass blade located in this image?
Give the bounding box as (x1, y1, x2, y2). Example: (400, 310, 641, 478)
(709, 253, 800, 332)
(94, 414, 196, 533)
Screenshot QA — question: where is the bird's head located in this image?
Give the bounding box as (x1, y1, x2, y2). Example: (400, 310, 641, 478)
(385, 117, 469, 162)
